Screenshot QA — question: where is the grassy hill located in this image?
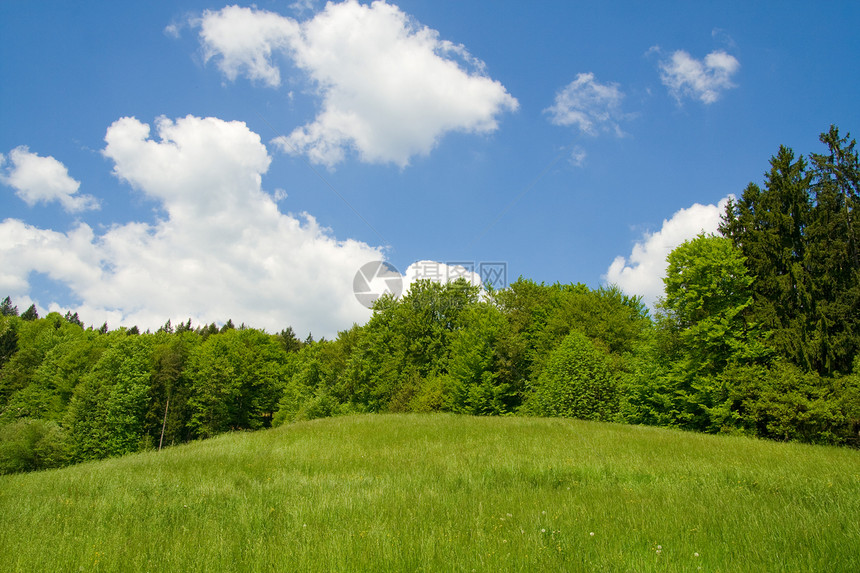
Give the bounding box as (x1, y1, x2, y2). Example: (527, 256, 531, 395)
(1, 414, 858, 572)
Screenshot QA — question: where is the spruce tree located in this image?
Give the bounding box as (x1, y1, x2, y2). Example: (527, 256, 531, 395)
(0, 297, 18, 317)
(720, 146, 811, 368)
(721, 127, 859, 375)
(20, 304, 39, 321)
(805, 126, 860, 373)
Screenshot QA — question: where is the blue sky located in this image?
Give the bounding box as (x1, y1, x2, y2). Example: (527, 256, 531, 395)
(1, 0, 858, 337)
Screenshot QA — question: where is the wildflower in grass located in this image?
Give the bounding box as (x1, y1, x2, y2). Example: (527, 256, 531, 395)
(541, 528, 546, 533)
(694, 552, 699, 557)
(590, 532, 594, 536)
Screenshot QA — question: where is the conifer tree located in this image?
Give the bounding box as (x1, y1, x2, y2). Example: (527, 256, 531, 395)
(63, 311, 83, 328)
(721, 127, 859, 374)
(20, 305, 39, 321)
(805, 126, 860, 373)
(0, 297, 18, 317)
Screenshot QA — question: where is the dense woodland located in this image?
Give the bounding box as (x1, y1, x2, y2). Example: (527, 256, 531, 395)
(1, 126, 858, 474)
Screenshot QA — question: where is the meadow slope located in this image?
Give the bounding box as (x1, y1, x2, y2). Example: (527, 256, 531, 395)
(1, 414, 858, 572)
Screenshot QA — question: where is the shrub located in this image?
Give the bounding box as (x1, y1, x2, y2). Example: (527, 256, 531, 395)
(523, 331, 619, 421)
(715, 361, 860, 445)
(0, 418, 68, 474)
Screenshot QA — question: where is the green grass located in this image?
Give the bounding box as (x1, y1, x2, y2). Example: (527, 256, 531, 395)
(1, 414, 858, 572)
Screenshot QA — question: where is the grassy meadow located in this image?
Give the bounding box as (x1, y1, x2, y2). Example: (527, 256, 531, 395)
(1, 414, 858, 572)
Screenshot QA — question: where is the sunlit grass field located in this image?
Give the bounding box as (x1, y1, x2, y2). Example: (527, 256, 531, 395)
(1, 414, 858, 572)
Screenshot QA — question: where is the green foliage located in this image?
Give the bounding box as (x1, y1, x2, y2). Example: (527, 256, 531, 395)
(805, 126, 860, 374)
(0, 126, 857, 473)
(405, 374, 460, 413)
(447, 302, 516, 415)
(341, 280, 480, 412)
(0, 418, 68, 474)
(0, 315, 19, 371)
(617, 332, 682, 428)
(64, 333, 154, 461)
(277, 326, 304, 353)
(0, 313, 88, 416)
(721, 127, 859, 375)
(523, 330, 619, 421)
(186, 328, 288, 437)
(493, 279, 648, 389)
(638, 230, 858, 441)
(144, 331, 199, 447)
(629, 225, 859, 442)
(713, 361, 860, 445)
(657, 234, 768, 378)
(21, 304, 39, 321)
(0, 297, 18, 317)
(30, 330, 106, 418)
(272, 338, 347, 425)
(63, 311, 83, 327)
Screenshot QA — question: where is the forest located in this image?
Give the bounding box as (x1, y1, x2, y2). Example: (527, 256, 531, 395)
(1, 126, 858, 474)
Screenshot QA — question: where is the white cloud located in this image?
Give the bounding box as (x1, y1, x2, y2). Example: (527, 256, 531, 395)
(198, 5, 299, 87)
(195, 1, 518, 167)
(0, 115, 386, 337)
(163, 23, 181, 39)
(569, 146, 587, 167)
(658, 49, 740, 104)
(604, 196, 732, 307)
(0, 146, 99, 212)
(0, 219, 101, 297)
(545, 73, 624, 136)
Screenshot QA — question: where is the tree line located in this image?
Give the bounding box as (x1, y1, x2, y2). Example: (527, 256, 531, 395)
(1, 125, 857, 474)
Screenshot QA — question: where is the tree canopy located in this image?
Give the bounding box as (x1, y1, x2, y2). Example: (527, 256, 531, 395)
(721, 126, 859, 375)
(1, 125, 858, 474)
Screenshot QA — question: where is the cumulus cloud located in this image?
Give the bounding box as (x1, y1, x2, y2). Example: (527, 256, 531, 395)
(0, 220, 101, 297)
(0, 115, 386, 337)
(545, 73, 625, 136)
(198, 5, 299, 87)
(658, 49, 740, 104)
(0, 146, 99, 212)
(195, 1, 518, 167)
(604, 196, 732, 307)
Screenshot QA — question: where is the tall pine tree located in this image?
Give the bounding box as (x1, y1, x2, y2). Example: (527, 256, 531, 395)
(721, 127, 859, 375)
(805, 126, 859, 373)
(721, 145, 812, 369)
